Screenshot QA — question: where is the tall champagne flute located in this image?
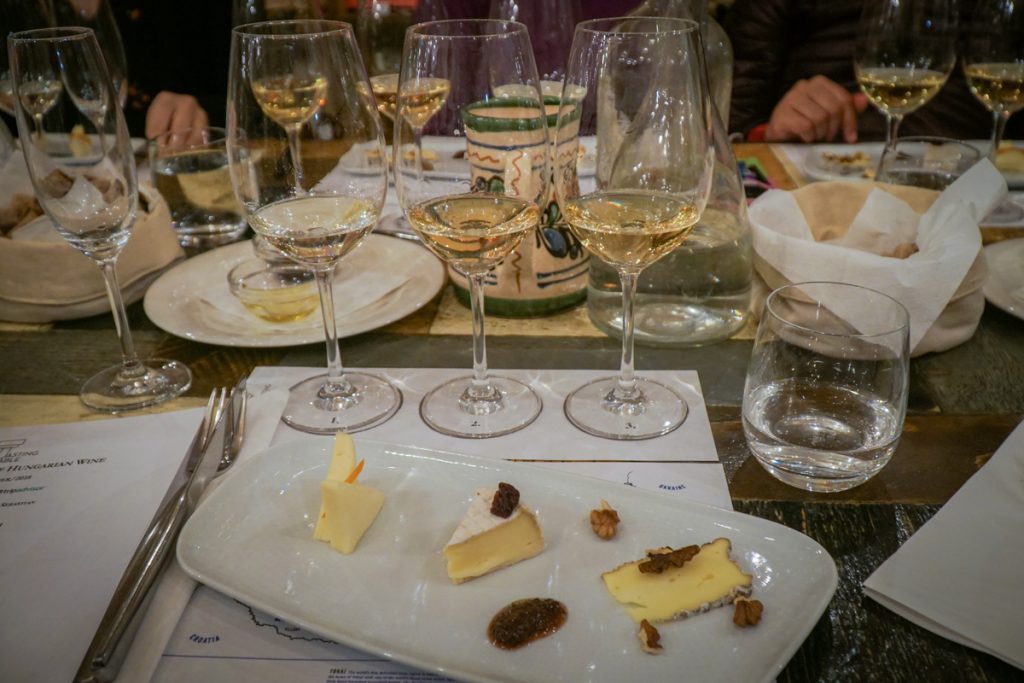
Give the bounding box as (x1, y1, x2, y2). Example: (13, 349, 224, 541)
(228, 20, 400, 434)
(854, 0, 957, 154)
(8, 27, 191, 411)
(394, 19, 546, 438)
(555, 17, 714, 440)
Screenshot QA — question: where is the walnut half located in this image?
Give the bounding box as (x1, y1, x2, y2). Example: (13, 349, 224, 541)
(589, 499, 619, 539)
(733, 597, 764, 628)
(638, 619, 663, 654)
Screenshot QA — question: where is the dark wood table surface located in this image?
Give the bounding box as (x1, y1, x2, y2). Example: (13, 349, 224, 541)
(1, 144, 1021, 682)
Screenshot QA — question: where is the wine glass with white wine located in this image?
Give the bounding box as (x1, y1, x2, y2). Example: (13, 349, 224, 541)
(854, 0, 957, 155)
(554, 17, 714, 439)
(964, 0, 1024, 222)
(8, 27, 191, 411)
(228, 20, 400, 434)
(394, 19, 546, 438)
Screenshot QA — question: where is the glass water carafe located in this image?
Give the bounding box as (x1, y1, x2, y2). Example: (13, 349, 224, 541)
(628, 0, 733, 124)
(587, 99, 752, 347)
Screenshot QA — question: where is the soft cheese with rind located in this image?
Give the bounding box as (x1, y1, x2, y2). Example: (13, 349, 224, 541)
(443, 487, 544, 584)
(602, 537, 753, 623)
(313, 432, 357, 541)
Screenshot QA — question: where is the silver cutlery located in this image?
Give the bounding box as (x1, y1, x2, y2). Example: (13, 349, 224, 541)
(75, 386, 239, 683)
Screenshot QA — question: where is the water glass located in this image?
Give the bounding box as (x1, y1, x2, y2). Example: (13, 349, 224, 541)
(876, 136, 982, 191)
(742, 282, 910, 492)
(149, 126, 248, 250)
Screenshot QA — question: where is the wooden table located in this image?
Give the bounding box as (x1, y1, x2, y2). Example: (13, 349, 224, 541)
(1, 144, 1021, 681)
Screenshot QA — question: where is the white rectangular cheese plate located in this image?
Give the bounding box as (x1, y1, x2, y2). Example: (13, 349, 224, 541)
(177, 439, 837, 683)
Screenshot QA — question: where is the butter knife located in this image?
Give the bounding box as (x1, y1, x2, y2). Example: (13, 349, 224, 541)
(75, 390, 230, 683)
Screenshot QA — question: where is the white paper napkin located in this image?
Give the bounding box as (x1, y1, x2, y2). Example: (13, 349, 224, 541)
(115, 385, 288, 683)
(749, 161, 1006, 351)
(863, 418, 1024, 670)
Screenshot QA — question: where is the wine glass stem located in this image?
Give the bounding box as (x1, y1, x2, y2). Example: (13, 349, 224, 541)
(97, 259, 145, 379)
(33, 112, 45, 146)
(884, 113, 903, 154)
(468, 271, 494, 397)
(314, 266, 350, 391)
(285, 125, 305, 194)
(616, 269, 640, 398)
(989, 111, 1009, 163)
(411, 125, 428, 184)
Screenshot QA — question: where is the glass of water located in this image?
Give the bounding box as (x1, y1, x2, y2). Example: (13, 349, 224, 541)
(149, 126, 248, 250)
(742, 282, 910, 492)
(876, 136, 982, 191)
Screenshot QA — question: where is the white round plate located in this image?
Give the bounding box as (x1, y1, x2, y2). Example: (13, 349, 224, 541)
(802, 143, 883, 181)
(339, 135, 596, 179)
(982, 238, 1024, 321)
(143, 235, 446, 347)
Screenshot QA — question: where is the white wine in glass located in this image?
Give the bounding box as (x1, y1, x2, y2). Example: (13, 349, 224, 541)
(854, 0, 956, 153)
(9, 27, 191, 411)
(394, 19, 547, 438)
(964, 1, 1024, 223)
(964, 1, 1024, 155)
(229, 19, 400, 434)
(555, 17, 713, 440)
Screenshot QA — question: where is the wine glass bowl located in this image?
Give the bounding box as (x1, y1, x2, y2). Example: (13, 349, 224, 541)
(554, 17, 714, 440)
(9, 27, 190, 411)
(228, 19, 400, 433)
(393, 19, 547, 438)
(854, 0, 957, 153)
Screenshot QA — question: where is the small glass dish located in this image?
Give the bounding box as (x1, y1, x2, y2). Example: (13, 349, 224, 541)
(227, 258, 319, 323)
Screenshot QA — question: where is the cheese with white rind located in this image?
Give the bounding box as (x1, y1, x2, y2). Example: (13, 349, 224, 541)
(319, 480, 385, 554)
(443, 487, 544, 584)
(313, 432, 357, 541)
(601, 537, 753, 623)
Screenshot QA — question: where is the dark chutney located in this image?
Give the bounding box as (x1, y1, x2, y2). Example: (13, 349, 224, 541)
(487, 598, 568, 650)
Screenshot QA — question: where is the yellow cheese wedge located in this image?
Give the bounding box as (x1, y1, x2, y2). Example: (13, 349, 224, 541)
(443, 487, 544, 584)
(314, 433, 357, 541)
(319, 480, 385, 554)
(602, 538, 753, 623)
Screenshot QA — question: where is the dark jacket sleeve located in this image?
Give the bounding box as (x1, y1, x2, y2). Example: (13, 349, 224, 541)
(725, 0, 793, 136)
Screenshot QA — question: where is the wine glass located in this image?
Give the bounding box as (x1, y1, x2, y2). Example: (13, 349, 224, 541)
(8, 27, 191, 411)
(1, 1, 129, 115)
(356, 0, 448, 125)
(554, 17, 714, 440)
(228, 20, 400, 434)
(854, 0, 957, 155)
(964, 0, 1024, 223)
(394, 19, 546, 438)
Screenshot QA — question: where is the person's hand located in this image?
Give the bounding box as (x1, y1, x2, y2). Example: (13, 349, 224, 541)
(145, 91, 209, 141)
(764, 76, 869, 143)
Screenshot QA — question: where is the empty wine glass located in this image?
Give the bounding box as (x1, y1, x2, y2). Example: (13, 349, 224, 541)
(228, 20, 400, 434)
(9, 27, 191, 411)
(854, 0, 957, 155)
(394, 19, 546, 438)
(964, 0, 1024, 223)
(554, 18, 714, 440)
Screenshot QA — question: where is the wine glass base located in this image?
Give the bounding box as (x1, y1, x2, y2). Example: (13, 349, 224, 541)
(419, 375, 542, 439)
(282, 372, 402, 435)
(564, 376, 687, 440)
(80, 359, 192, 413)
(985, 198, 1024, 224)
